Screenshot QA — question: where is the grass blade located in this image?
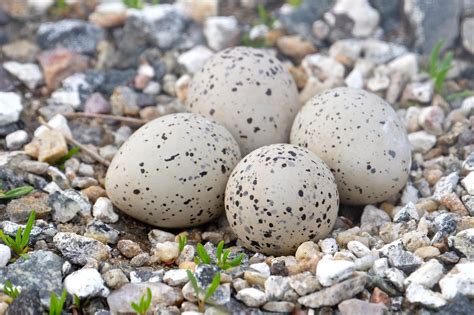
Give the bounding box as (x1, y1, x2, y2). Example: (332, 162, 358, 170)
(204, 272, 221, 302)
(196, 243, 211, 264)
(227, 253, 244, 267)
(0, 186, 34, 200)
(429, 40, 443, 76)
(216, 241, 224, 264)
(20, 211, 36, 249)
(186, 270, 200, 295)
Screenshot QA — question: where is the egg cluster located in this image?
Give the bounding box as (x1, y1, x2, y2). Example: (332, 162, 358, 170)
(106, 46, 411, 255)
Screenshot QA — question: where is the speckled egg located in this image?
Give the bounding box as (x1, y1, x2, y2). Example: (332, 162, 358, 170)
(290, 87, 411, 205)
(225, 144, 339, 256)
(186, 46, 300, 156)
(105, 113, 241, 228)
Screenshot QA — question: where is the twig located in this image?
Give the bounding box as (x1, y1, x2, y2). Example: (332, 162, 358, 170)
(63, 112, 148, 125)
(38, 116, 110, 166)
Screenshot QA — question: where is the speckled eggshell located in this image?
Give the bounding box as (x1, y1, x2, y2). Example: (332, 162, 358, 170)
(225, 144, 339, 256)
(186, 46, 300, 156)
(290, 87, 411, 205)
(105, 113, 241, 228)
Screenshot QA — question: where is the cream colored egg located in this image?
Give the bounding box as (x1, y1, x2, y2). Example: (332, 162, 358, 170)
(290, 87, 411, 205)
(105, 113, 241, 228)
(186, 46, 300, 156)
(225, 144, 339, 256)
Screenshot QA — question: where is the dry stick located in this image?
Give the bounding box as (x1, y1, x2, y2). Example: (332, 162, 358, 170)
(63, 112, 148, 125)
(38, 116, 111, 166)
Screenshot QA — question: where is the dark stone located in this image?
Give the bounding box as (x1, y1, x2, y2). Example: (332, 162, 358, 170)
(277, 0, 334, 40)
(0, 122, 20, 136)
(113, 16, 149, 69)
(0, 7, 9, 25)
(147, 9, 188, 50)
(387, 250, 422, 274)
(86, 69, 136, 96)
(369, 0, 402, 34)
(270, 259, 288, 276)
(36, 19, 104, 55)
(195, 264, 220, 288)
(0, 68, 16, 92)
(6, 289, 43, 315)
(137, 93, 156, 108)
(69, 120, 104, 146)
(0, 167, 26, 191)
(0, 250, 64, 307)
(434, 294, 474, 315)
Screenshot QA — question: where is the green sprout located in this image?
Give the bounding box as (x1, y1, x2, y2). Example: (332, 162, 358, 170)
(72, 294, 81, 312)
(2, 280, 21, 301)
(123, 0, 144, 9)
(446, 89, 474, 102)
(257, 4, 275, 28)
(0, 210, 36, 257)
(287, 0, 303, 6)
(151, 0, 160, 4)
(186, 270, 221, 312)
(55, 0, 67, 10)
(0, 185, 34, 200)
(427, 40, 454, 95)
(49, 290, 67, 315)
(131, 287, 152, 315)
(194, 241, 244, 270)
(194, 243, 212, 265)
(241, 32, 268, 48)
(178, 234, 188, 253)
(55, 146, 80, 171)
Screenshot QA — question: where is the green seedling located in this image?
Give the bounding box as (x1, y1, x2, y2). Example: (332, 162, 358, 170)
(427, 40, 454, 94)
(2, 280, 21, 301)
(186, 270, 221, 312)
(49, 290, 67, 315)
(241, 32, 268, 48)
(55, 0, 67, 9)
(287, 0, 303, 6)
(55, 146, 80, 171)
(131, 287, 152, 315)
(0, 186, 34, 200)
(72, 294, 81, 312)
(215, 240, 244, 270)
(0, 210, 36, 257)
(257, 4, 275, 28)
(178, 234, 188, 253)
(446, 90, 474, 102)
(194, 243, 212, 265)
(123, 0, 144, 9)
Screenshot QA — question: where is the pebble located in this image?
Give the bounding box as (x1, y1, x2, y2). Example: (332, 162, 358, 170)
(276, 35, 317, 60)
(53, 232, 110, 265)
(117, 239, 141, 258)
(317, 257, 355, 287)
(85, 219, 119, 244)
(110, 86, 139, 116)
(249, 262, 271, 277)
(288, 271, 321, 296)
(0, 244, 11, 267)
(405, 283, 446, 308)
(6, 193, 51, 223)
(433, 172, 459, 201)
(177, 45, 213, 74)
(370, 287, 391, 307)
(5, 290, 43, 314)
(164, 269, 189, 286)
(1, 39, 39, 62)
(0, 92, 22, 126)
(5, 130, 28, 150)
(331, 0, 379, 37)
(450, 229, 474, 260)
(440, 192, 469, 216)
(153, 241, 179, 264)
(24, 129, 68, 164)
(338, 298, 387, 315)
(204, 16, 240, 51)
(298, 274, 368, 308)
(130, 270, 164, 283)
(265, 276, 291, 301)
(236, 288, 267, 307)
(347, 241, 371, 258)
(262, 301, 295, 312)
(461, 172, 474, 195)
(387, 249, 423, 274)
(92, 197, 119, 223)
(103, 269, 129, 289)
(2, 61, 43, 90)
(149, 229, 176, 246)
(383, 268, 405, 292)
(414, 246, 440, 260)
(130, 253, 150, 267)
(295, 240, 320, 261)
(404, 259, 444, 288)
(402, 82, 434, 103)
(462, 195, 474, 216)
(419, 105, 445, 135)
(64, 268, 109, 298)
(318, 238, 338, 255)
(439, 262, 474, 300)
(89, 2, 127, 28)
(408, 131, 437, 153)
(34, 114, 72, 139)
(84, 92, 111, 114)
(49, 189, 88, 222)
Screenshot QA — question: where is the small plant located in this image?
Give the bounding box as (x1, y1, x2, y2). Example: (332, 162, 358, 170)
(186, 270, 221, 312)
(49, 290, 68, 315)
(178, 234, 187, 253)
(0, 210, 36, 257)
(2, 280, 21, 300)
(123, 0, 144, 9)
(194, 243, 212, 265)
(0, 185, 34, 200)
(257, 4, 275, 28)
(72, 294, 81, 312)
(427, 40, 454, 94)
(446, 89, 474, 102)
(55, 146, 80, 171)
(131, 287, 152, 315)
(55, 0, 67, 10)
(194, 241, 244, 270)
(241, 32, 268, 48)
(287, 0, 303, 6)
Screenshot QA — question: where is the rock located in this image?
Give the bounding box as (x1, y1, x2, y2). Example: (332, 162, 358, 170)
(204, 16, 240, 51)
(383, 267, 406, 292)
(403, 82, 434, 103)
(236, 288, 266, 307)
(387, 53, 418, 80)
(439, 263, 474, 300)
(408, 131, 437, 153)
(402, 230, 430, 252)
(89, 2, 127, 28)
(262, 301, 295, 312)
(318, 238, 338, 255)
(441, 193, 469, 216)
(6, 193, 51, 223)
(406, 283, 446, 308)
(37, 48, 89, 90)
(103, 269, 129, 289)
(404, 259, 444, 288)
(0, 250, 63, 307)
(130, 252, 150, 267)
(153, 241, 179, 264)
(149, 229, 176, 246)
(0, 92, 22, 126)
(0, 244, 11, 267)
(338, 299, 387, 315)
(295, 240, 320, 261)
(362, 39, 407, 64)
(450, 229, 474, 260)
(130, 270, 164, 283)
(462, 17, 474, 54)
(360, 205, 391, 232)
(107, 282, 183, 312)
(164, 269, 189, 286)
(347, 241, 371, 258)
(53, 232, 110, 265)
(2, 61, 43, 90)
(288, 271, 321, 296)
(433, 172, 459, 201)
(312, 20, 330, 40)
(276, 35, 317, 60)
(370, 286, 391, 307)
(387, 249, 423, 274)
(64, 268, 109, 298)
(316, 257, 355, 286)
(345, 68, 364, 89)
(110, 86, 139, 116)
(117, 239, 141, 258)
(6, 130, 28, 150)
(419, 106, 445, 135)
(92, 197, 118, 223)
(49, 189, 90, 223)
(434, 294, 474, 315)
(6, 290, 43, 315)
(414, 246, 440, 259)
(302, 54, 345, 84)
(265, 276, 291, 301)
(177, 45, 213, 74)
(37, 19, 104, 55)
(298, 274, 368, 308)
(1, 40, 39, 62)
(404, 0, 462, 53)
(84, 219, 119, 244)
(0, 68, 15, 92)
(461, 172, 474, 195)
(331, 0, 380, 37)
(394, 202, 419, 223)
(84, 92, 110, 114)
(178, 0, 217, 23)
(462, 195, 474, 216)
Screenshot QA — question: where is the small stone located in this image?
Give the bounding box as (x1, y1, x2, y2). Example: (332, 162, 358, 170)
(331, 0, 380, 37)
(99, 145, 118, 161)
(402, 81, 434, 103)
(433, 172, 459, 202)
(370, 287, 391, 307)
(439, 262, 474, 300)
(130, 253, 150, 267)
(432, 213, 458, 243)
(312, 20, 330, 40)
(24, 129, 68, 164)
(49, 190, 88, 223)
(406, 283, 446, 308)
(6, 193, 51, 223)
(235, 288, 266, 307)
(103, 269, 129, 289)
(414, 246, 440, 260)
(149, 229, 175, 246)
(318, 238, 338, 255)
(461, 172, 474, 195)
(177, 46, 213, 74)
(0, 244, 11, 267)
(387, 249, 423, 274)
(347, 241, 371, 258)
(383, 267, 406, 292)
(110, 86, 139, 116)
(85, 219, 119, 245)
(117, 240, 141, 258)
(404, 259, 444, 288)
(130, 270, 164, 283)
(244, 270, 268, 287)
(408, 131, 437, 153)
(402, 230, 430, 252)
(0, 92, 22, 126)
(164, 269, 189, 286)
(462, 195, 474, 216)
(89, 2, 127, 28)
(316, 257, 355, 287)
(440, 192, 469, 216)
(204, 16, 240, 51)
(84, 93, 111, 114)
(5, 290, 43, 314)
(450, 229, 474, 260)
(294, 241, 319, 261)
(262, 301, 295, 312)
(92, 197, 118, 223)
(53, 232, 110, 265)
(178, 0, 217, 23)
(265, 276, 290, 301)
(338, 298, 387, 315)
(249, 262, 271, 277)
(418, 106, 445, 135)
(1, 39, 39, 62)
(354, 254, 376, 271)
(288, 271, 321, 296)
(6, 130, 28, 150)
(276, 35, 317, 60)
(64, 268, 109, 298)
(298, 274, 368, 308)
(153, 241, 179, 264)
(3, 61, 43, 90)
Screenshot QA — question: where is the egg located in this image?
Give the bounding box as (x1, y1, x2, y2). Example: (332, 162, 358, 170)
(290, 87, 411, 205)
(105, 113, 241, 228)
(186, 46, 300, 156)
(225, 144, 339, 256)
